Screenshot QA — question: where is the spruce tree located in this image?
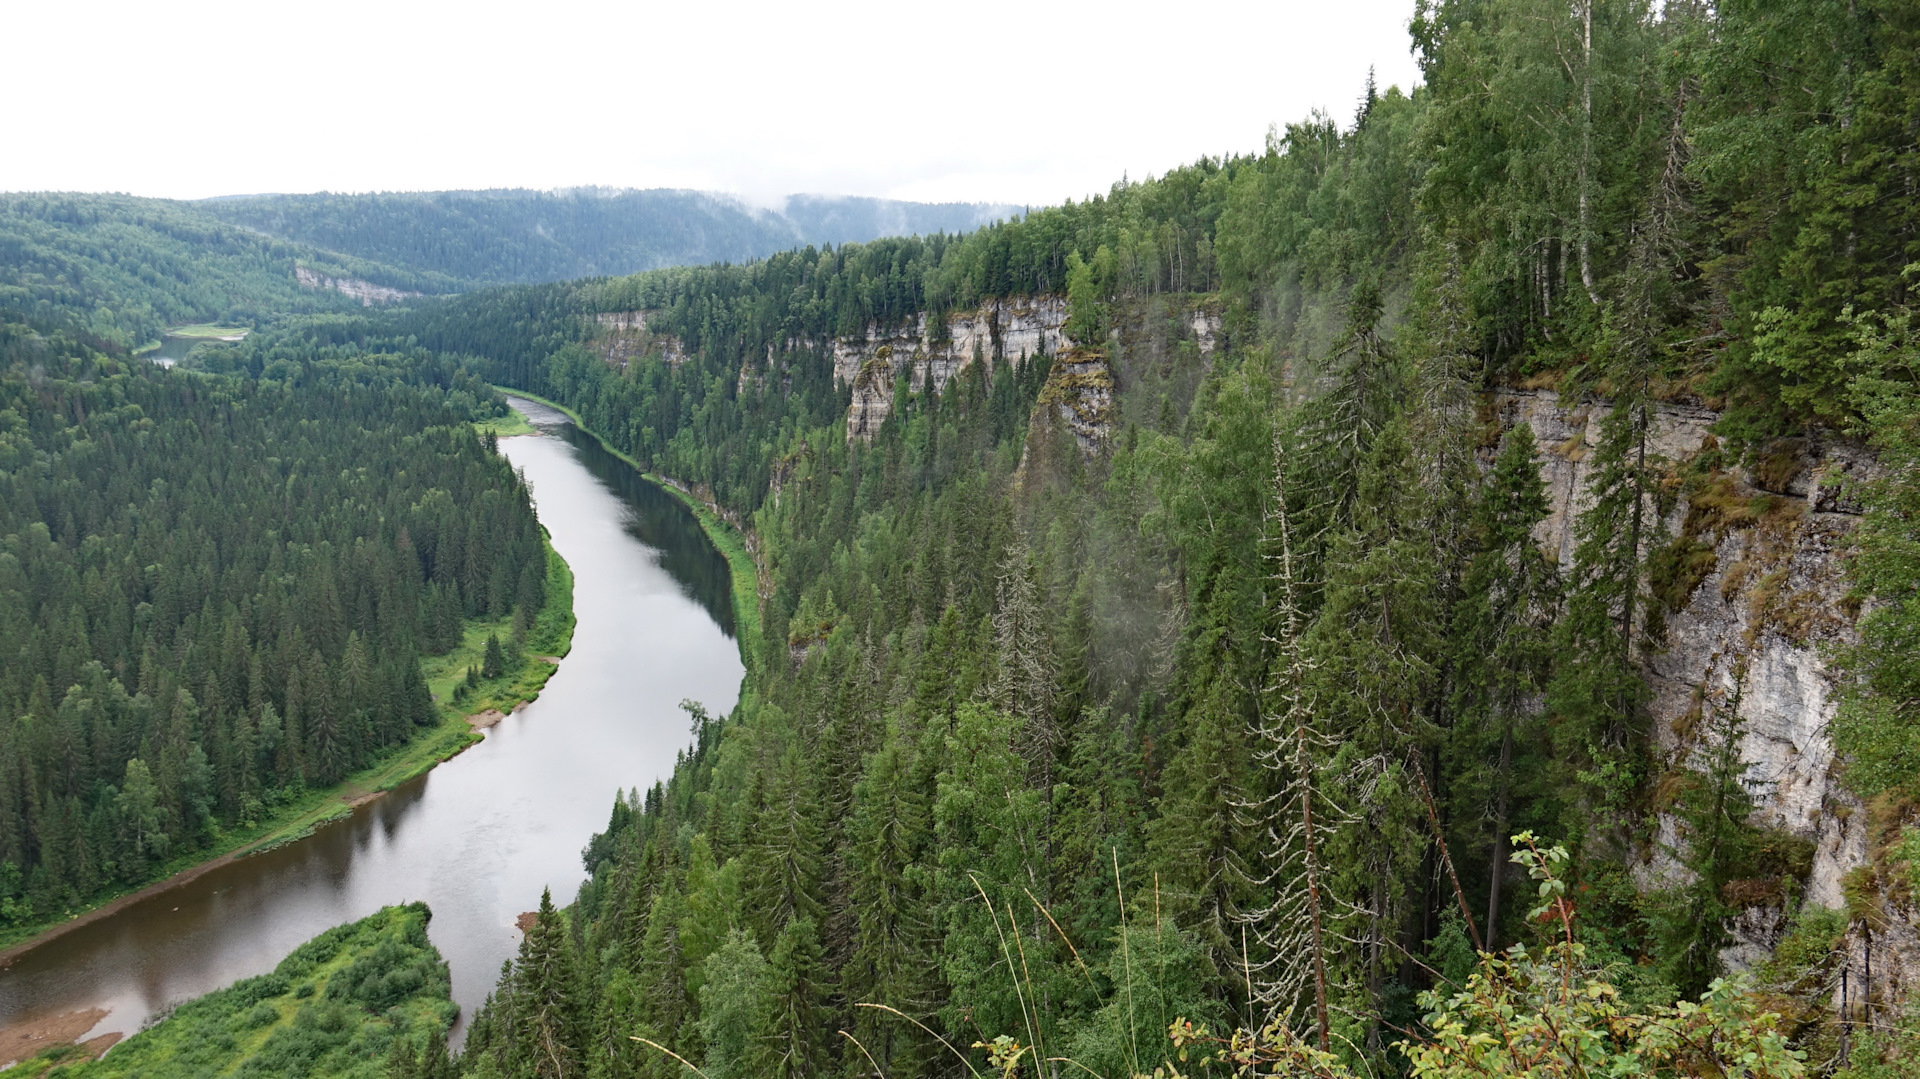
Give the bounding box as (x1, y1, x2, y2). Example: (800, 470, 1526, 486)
(1448, 422, 1558, 946)
(1546, 396, 1656, 826)
(760, 915, 831, 1079)
(516, 887, 586, 1079)
(483, 633, 506, 681)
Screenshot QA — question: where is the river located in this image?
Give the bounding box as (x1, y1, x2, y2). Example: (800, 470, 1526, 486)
(0, 397, 744, 1045)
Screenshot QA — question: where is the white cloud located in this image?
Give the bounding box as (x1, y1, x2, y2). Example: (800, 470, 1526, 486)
(7, 0, 1422, 205)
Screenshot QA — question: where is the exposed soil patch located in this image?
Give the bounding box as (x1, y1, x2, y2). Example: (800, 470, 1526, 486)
(467, 709, 508, 730)
(0, 1007, 108, 1067)
(515, 911, 538, 933)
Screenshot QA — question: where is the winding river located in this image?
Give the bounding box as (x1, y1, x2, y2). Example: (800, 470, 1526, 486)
(0, 397, 744, 1045)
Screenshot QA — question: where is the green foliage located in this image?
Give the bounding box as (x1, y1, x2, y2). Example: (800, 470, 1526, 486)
(21, 0, 1915, 1069)
(696, 929, 772, 1079)
(16, 904, 454, 1079)
(0, 194, 449, 348)
(1834, 275, 1920, 799)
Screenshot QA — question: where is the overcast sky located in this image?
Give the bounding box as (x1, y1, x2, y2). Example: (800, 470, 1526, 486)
(8, 0, 1423, 208)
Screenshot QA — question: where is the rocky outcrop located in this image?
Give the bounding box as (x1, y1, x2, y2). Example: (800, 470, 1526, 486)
(828, 296, 1069, 442)
(293, 265, 419, 305)
(594, 311, 689, 369)
(1493, 389, 1908, 988)
(845, 346, 903, 442)
(1036, 349, 1116, 453)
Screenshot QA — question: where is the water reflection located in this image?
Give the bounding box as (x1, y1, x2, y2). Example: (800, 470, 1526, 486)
(0, 396, 745, 1047)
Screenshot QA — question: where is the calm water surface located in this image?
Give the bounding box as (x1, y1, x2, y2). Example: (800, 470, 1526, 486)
(0, 397, 742, 1043)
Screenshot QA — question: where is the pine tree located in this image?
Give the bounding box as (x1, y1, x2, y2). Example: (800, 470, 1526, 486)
(1306, 415, 1442, 1047)
(991, 543, 1057, 791)
(844, 734, 935, 1073)
(1547, 396, 1656, 826)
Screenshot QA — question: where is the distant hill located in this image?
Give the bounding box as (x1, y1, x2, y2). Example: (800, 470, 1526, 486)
(0, 192, 441, 348)
(0, 188, 1017, 347)
(198, 188, 1019, 287)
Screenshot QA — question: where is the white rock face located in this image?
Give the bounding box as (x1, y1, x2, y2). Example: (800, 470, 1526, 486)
(1492, 390, 1908, 984)
(293, 266, 419, 305)
(827, 296, 1070, 442)
(594, 311, 688, 369)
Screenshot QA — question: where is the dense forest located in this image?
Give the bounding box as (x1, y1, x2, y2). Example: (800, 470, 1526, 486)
(396, 0, 1920, 1076)
(0, 315, 550, 924)
(1, 0, 1916, 1074)
(0, 193, 446, 350)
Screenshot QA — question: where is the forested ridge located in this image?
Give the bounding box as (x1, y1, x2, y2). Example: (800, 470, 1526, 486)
(201, 190, 1015, 289)
(0, 189, 1017, 357)
(385, 0, 1920, 1077)
(0, 193, 447, 351)
(0, 316, 551, 928)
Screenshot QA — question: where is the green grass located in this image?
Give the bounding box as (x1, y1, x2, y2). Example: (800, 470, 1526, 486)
(493, 385, 760, 666)
(424, 539, 576, 721)
(0, 541, 575, 953)
(473, 407, 536, 437)
(165, 323, 251, 340)
(15, 904, 456, 1078)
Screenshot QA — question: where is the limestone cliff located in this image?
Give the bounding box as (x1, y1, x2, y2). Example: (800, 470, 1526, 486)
(1035, 349, 1117, 452)
(1495, 390, 1908, 997)
(293, 265, 419, 305)
(833, 296, 1070, 442)
(593, 311, 688, 369)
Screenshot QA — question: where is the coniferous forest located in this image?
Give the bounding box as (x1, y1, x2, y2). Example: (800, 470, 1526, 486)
(0, 316, 550, 925)
(5, 0, 1920, 1076)
(416, 1, 1920, 1076)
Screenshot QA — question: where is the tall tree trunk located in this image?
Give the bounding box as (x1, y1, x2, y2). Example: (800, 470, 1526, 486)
(1485, 723, 1512, 949)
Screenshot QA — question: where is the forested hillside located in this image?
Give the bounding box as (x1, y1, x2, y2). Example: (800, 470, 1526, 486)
(0, 190, 1015, 358)
(0, 194, 446, 351)
(202, 190, 1015, 288)
(405, 0, 1920, 1076)
(0, 316, 550, 927)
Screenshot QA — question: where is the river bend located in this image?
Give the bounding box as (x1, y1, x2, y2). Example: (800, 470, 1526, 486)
(0, 397, 743, 1043)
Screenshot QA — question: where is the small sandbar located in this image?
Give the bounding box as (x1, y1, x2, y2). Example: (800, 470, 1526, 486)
(467, 709, 508, 729)
(0, 1006, 115, 1067)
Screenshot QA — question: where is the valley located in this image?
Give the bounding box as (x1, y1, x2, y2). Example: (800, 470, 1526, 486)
(1, 0, 1918, 1075)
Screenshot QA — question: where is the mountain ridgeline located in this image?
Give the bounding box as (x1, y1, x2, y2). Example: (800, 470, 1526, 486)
(0, 189, 1014, 353)
(200, 190, 1018, 288)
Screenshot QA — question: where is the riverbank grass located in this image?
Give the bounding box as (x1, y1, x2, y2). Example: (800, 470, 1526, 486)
(0, 541, 575, 955)
(8, 904, 456, 1078)
(492, 385, 760, 665)
(473, 407, 535, 437)
(424, 539, 576, 727)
